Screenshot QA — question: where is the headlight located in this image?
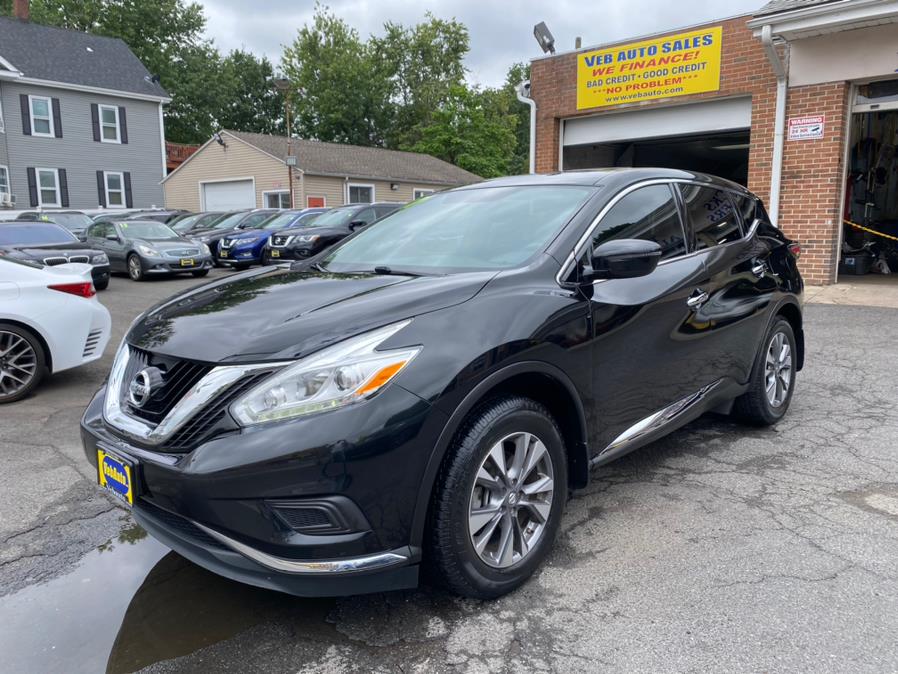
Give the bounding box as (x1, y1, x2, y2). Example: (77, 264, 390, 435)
(297, 235, 320, 243)
(136, 244, 160, 256)
(200, 243, 211, 255)
(90, 253, 109, 264)
(230, 320, 419, 425)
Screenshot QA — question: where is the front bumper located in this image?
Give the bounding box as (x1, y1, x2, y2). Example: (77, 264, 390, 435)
(91, 264, 110, 286)
(80, 382, 440, 596)
(140, 254, 213, 275)
(219, 247, 261, 265)
(266, 244, 316, 261)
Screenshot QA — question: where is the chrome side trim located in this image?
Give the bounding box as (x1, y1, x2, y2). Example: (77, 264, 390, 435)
(192, 522, 409, 574)
(599, 380, 722, 458)
(103, 344, 289, 446)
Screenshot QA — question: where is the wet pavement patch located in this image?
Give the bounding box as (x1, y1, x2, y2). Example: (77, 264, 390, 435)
(0, 523, 335, 673)
(841, 483, 898, 522)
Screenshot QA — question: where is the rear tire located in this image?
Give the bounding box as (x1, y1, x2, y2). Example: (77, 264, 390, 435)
(733, 317, 796, 426)
(191, 269, 209, 278)
(427, 396, 567, 599)
(0, 323, 46, 404)
(127, 254, 145, 282)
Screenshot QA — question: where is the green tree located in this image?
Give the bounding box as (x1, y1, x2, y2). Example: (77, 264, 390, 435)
(409, 85, 517, 178)
(218, 50, 285, 135)
(371, 14, 469, 148)
(281, 5, 392, 146)
(503, 62, 532, 175)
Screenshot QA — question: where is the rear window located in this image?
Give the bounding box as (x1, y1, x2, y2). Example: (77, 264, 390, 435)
(677, 185, 743, 250)
(0, 223, 77, 245)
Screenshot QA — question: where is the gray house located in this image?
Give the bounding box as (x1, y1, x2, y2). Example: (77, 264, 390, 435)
(0, 15, 169, 211)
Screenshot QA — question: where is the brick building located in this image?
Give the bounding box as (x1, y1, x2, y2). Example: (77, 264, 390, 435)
(528, 0, 898, 285)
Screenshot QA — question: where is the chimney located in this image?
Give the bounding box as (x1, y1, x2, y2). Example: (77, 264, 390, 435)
(13, 0, 30, 21)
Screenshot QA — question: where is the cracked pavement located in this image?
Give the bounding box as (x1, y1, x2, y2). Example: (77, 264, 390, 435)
(1, 272, 897, 673)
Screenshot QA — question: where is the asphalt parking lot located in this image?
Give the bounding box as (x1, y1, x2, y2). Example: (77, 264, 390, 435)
(1, 271, 897, 673)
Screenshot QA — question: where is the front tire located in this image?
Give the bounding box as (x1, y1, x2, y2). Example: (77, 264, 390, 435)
(427, 396, 567, 599)
(94, 278, 109, 291)
(733, 317, 797, 426)
(0, 323, 46, 403)
(127, 254, 145, 282)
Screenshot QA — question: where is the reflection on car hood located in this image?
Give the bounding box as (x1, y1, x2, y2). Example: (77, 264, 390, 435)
(1, 243, 102, 257)
(274, 225, 343, 238)
(132, 238, 201, 251)
(226, 229, 268, 243)
(129, 266, 495, 362)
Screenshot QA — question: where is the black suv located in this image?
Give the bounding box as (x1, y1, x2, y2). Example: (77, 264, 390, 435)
(82, 169, 804, 599)
(266, 202, 401, 261)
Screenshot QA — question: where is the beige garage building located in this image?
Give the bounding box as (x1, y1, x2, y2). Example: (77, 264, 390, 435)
(162, 130, 480, 211)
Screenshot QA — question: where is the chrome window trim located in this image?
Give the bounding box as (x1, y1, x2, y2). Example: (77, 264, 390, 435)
(191, 521, 409, 574)
(103, 343, 289, 446)
(555, 178, 757, 287)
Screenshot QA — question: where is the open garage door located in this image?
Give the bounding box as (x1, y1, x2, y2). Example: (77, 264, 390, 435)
(201, 179, 255, 210)
(563, 98, 752, 185)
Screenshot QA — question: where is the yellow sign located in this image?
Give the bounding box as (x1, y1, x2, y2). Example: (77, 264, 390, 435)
(576, 26, 723, 110)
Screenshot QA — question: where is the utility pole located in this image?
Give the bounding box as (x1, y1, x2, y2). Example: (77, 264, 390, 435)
(274, 77, 295, 208)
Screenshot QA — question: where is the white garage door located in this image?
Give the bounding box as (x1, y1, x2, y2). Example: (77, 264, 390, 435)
(201, 180, 255, 210)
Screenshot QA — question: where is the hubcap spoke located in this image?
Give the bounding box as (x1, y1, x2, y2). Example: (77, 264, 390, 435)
(0, 331, 36, 397)
(473, 512, 503, 554)
(469, 504, 502, 534)
(764, 330, 793, 408)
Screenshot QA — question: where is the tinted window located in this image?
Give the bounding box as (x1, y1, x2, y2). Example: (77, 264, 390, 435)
(240, 212, 273, 228)
(353, 208, 377, 225)
(591, 184, 686, 261)
(323, 185, 593, 273)
(730, 193, 764, 230)
(0, 223, 76, 245)
(678, 185, 742, 250)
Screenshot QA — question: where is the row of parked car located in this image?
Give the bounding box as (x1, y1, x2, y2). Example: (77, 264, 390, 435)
(0, 202, 405, 288)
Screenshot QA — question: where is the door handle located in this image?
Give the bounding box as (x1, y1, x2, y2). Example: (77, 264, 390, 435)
(686, 289, 709, 309)
(751, 260, 767, 277)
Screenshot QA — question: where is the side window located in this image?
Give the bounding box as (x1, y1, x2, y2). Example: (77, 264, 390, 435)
(590, 184, 687, 261)
(354, 208, 377, 225)
(730, 193, 760, 231)
(678, 185, 742, 250)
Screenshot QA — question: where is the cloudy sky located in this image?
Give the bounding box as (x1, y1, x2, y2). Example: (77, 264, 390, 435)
(197, 0, 762, 87)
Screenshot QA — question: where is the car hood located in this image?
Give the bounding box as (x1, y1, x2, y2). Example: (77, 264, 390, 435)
(276, 225, 341, 238)
(133, 238, 201, 251)
(227, 229, 268, 243)
(1, 243, 101, 257)
(129, 266, 496, 362)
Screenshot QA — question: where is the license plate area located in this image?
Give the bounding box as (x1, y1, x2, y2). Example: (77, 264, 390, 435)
(271, 250, 280, 258)
(180, 258, 196, 266)
(97, 448, 137, 506)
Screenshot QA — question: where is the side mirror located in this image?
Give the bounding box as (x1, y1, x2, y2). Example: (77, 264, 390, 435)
(583, 239, 662, 283)
(348, 220, 366, 230)
(105, 234, 120, 242)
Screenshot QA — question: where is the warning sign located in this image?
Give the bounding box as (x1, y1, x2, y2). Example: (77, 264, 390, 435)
(788, 115, 825, 141)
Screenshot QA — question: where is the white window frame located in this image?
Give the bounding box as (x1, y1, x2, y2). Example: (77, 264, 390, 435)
(29, 95, 55, 138)
(262, 190, 291, 209)
(98, 104, 121, 144)
(347, 182, 375, 204)
(0, 98, 5, 133)
(36, 168, 61, 207)
(104, 171, 125, 207)
(0, 165, 9, 197)
(306, 195, 327, 208)
(413, 188, 435, 200)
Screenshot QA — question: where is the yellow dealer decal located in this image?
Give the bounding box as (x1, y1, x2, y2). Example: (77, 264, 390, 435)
(577, 26, 723, 110)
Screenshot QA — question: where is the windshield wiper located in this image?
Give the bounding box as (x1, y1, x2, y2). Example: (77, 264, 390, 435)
(372, 266, 434, 277)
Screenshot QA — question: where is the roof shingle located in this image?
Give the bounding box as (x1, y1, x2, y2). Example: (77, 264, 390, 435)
(754, 0, 845, 17)
(225, 130, 482, 186)
(0, 17, 168, 98)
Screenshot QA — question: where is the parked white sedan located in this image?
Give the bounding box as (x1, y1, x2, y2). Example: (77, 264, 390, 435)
(0, 257, 111, 403)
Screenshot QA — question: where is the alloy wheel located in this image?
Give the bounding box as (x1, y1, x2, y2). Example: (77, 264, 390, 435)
(0, 330, 38, 399)
(128, 257, 142, 280)
(765, 331, 792, 408)
(468, 431, 555, 568)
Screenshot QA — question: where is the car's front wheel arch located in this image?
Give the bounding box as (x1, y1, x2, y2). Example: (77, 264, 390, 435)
(409, 361, 590, 551)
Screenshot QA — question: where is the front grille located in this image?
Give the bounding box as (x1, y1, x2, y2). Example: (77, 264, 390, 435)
(121, 346, 214, 424)
(219, 238, 235, 249)
(68, 255, 90, 263)
(275, 507, 331, 530)
(165, 370, 272, 451)
(82, 329, 103, 357)
(164, 248, 200, 257)
(43, 254, 90, 265)
(136, 499, 228, 550)
(270, 235, 291, 247)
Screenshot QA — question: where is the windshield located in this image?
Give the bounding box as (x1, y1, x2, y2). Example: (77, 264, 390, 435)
(262, 211, 317, 230)
(41, 213, 93, 230)
(212, 212, 249, 230)
(322, 186, 592, 273)
(0, 223, 77, 245)
(305, 208, 358, 228)
(171, 214, 202, 232)
(120, 221, 180, 240)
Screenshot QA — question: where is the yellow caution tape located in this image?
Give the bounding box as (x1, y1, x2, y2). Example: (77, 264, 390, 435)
(844, 219, 898, 242)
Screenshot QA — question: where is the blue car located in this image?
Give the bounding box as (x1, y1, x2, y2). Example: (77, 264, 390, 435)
(217, 208, 328, 269)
